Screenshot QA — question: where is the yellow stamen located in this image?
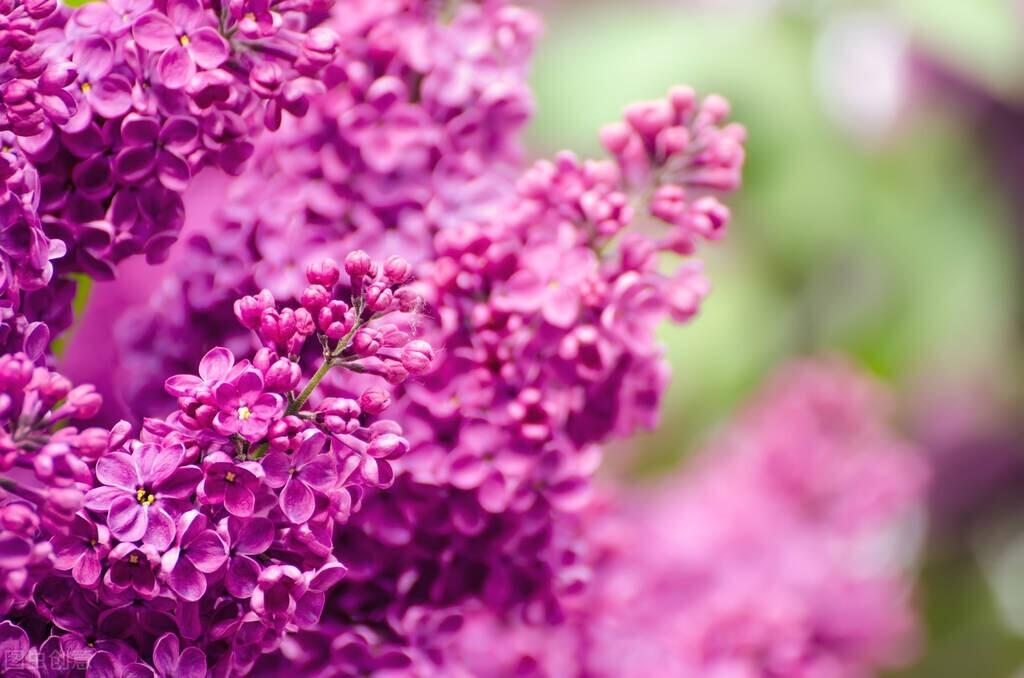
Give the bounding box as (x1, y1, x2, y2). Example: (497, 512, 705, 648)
(136, 487, 156, 506)
(128, 553, 139, 564)
(80, 82, 92, 93)
(179, 34, 190, 46)
(237, 406, 252, 421)
(224, 471, 237, 482)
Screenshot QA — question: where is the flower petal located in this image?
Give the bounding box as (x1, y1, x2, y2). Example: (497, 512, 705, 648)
(225, 554, 260, 598)
(189, 27, 228, 69)
(152, 633, 180, 677)
(133, 11, 178, 51)
(280, 478, 315, 524)
(136, 443, 184, 486)
(143, 508, 175, 551)
(108, 496, 148, 543)
(157, 46, 196, 90)
(198, 346, 233, 382)
(168, 557, 206, 601)
(95, 452, 139, 490)
(185, 531, 226, 573)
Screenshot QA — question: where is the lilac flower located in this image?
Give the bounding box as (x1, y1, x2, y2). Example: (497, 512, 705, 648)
(160, 510, 226, 601)
(66, 36, 133, 128)
(51, 513, 110, 587)
(83, 443, 201, 549)
(106, 542, 161, 597)
(494, 242, 598, 328)
(132, 0, 228, 90)
(198, 454, 262, 517)
(113, 114, 199, 192)
(212, 369, 283, 442)
(219, 515, 273, 598)
(164, 345, 244, 398)
(262, 431, 338, 523)
(152, 632, 206, 678)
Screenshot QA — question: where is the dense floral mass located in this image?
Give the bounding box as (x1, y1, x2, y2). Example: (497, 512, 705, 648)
(0, 0, 930, 676)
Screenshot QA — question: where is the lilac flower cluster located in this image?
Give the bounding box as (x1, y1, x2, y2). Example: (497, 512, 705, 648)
(0, 0, 937, 673)
(447, 361, 929, 678)
(95, 4, 749, 664)
(0, 253, 442, 675)
(1, 0, 343, 359)
(1, 0, 76, 357)
(113, 0, 540, 416)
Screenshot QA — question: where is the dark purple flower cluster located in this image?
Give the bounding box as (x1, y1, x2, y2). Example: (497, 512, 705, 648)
(0, 0, 77, 358)
(0, 253, 439, 676)
(1, 0, 343, 360)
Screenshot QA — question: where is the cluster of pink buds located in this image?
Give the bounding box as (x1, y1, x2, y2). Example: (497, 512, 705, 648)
(601, 86, 746, 253)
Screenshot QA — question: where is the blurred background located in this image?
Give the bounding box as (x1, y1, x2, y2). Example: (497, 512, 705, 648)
(524, 1, 1024, 676)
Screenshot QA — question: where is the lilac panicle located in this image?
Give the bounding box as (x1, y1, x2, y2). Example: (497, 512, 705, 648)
(94, 3, 749, 666)
(0, 254, 436, 675)
(446, 361, 929, 678)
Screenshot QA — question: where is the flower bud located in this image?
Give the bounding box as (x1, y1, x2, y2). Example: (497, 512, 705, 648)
(344, 250, 372, 279)
(352, 328, 382, 356)
(383, 255, 411, 283)
(306, 258, 340, 286)
(367, 433, 409, 459)
(401, 340, 433, 375)
(358, 387, 391, 415)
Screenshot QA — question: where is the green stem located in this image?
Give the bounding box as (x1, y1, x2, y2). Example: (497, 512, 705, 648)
(286, 358, 334, 416)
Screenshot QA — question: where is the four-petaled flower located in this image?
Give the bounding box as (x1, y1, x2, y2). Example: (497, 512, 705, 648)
(132, 0, 229, 89)
(161, 511, 227, 601)
(84, 443, 201, 550)
(219, 515, 274, 598)
(212, 369, 284, 442)
(262, 431, 338, 523)
(51, 513, 110, 587)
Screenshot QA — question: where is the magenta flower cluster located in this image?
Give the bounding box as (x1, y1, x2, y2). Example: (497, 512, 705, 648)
(448, 361, 929, 677)
(0, 0, 930, 676)
(1, 0, 340, 361)
(1, 253, 436, 675)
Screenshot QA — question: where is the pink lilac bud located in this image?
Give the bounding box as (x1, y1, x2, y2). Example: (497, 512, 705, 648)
(344, 250, 372, 279)
(364, 282, 393, 312)
(367, 433, 408, 459)
(650, 184, 687, 225)
(294, 307, 315, 336)
(383, 255, 411, 284)
(63, 384, 102, 419)
(382, 363, 409, 384)
(306, 258, 340, 287)
(319, 398, 360, 434)
(352, 328, 382, 356)
(358, 387, 391, 415)
(301, 285, 331, 313)
(259, 308, 296, 345)
(394, 287, 422, 312)
(401, 340, 433, 375)
(265, 358, 301, 392)
(234, 289, 276, 329)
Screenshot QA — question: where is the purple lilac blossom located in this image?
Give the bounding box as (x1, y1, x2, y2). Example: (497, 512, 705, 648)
(70, 2, 750, 666)
(445, 361, 929, 678)
(0, 254, 438, 674)
(4, 0, 342, 357)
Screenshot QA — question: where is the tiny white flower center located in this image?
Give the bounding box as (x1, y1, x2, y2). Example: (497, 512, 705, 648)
(237, 406, 252, 421)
